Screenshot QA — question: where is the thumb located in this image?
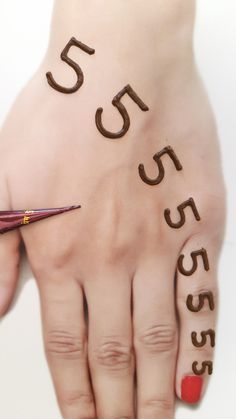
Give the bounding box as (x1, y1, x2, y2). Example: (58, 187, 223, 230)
(0, 177, 21, 317)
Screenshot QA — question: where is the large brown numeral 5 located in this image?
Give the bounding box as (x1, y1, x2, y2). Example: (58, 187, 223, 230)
(95, 84, 149, 139)
(46, 37, 95, 94)
(186, 292, 215, 312)
(178, 248, 210, 276)
(164, 197, 201, 229)
(138, 146, 183, 186)
(191, 330, 215, 348)
(192, 361, 213, 376)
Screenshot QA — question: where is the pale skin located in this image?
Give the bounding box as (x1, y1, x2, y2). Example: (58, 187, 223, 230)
(0, 1, 226, 418)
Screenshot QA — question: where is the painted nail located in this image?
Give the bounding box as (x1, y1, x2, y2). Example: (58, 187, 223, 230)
(181, 375, 203, 404)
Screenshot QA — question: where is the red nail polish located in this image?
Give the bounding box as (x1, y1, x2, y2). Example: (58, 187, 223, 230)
(181, 376, 203, 404)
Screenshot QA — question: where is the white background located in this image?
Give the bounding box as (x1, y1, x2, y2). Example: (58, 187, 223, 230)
(0, 1, 235, 418)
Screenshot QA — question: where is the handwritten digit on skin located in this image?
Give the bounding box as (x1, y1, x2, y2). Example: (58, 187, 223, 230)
(46, 37, 95, 94)
(164, 197, 201, 229)
(191, 330, 215, 348)
(138, 146, 183, 186)
(192, 361, 213, 376)
(95, 84, 149, 139)
(178, 248, 210, 276)
(186, 292, 215, 312)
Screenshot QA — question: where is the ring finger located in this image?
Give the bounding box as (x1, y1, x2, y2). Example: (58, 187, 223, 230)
(133, 256, 178, 419)
(85, 270, 135, 419)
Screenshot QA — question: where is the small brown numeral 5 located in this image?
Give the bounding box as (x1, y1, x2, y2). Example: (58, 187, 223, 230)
(95, 84, 149, 139)
(138, 146, 183, 186)
(191, 330, 215, 348)
(46, 37, 95, 94)
(192, 361, 213, 376)
(164, 197, 201, 229)
(178, 248, 210, 276)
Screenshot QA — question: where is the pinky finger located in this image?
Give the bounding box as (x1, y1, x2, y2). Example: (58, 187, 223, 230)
(175, 236, 219, 405)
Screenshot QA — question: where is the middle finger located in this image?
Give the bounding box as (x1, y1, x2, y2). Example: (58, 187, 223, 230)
(85, 271, 135, 419)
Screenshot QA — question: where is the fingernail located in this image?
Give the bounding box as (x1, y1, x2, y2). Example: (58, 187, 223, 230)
(181, 375, 203, 404)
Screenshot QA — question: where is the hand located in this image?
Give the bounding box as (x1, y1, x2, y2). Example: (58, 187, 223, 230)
(0, 3, 226, 417)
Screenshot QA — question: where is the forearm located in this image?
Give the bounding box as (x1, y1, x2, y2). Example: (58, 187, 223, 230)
(41, 0, 197, 118)
(45, 0, 196, 64)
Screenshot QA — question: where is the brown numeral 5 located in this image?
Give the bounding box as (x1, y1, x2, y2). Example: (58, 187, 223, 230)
(192, 361, 213, 376)
(46, 37, 95, 94)
(186, 292, 215, 312)
(95, 84, 149, 139)
(138, 146, 183, 186)
(164, 197, 201, 229)
(191, 329, 215, 348)
(178, 248, 210, 276)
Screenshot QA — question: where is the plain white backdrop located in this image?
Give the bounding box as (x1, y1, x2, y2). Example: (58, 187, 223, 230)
(0, 1, 235, 418)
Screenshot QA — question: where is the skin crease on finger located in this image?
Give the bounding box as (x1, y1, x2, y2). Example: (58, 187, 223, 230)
(0, 0, 226, 418)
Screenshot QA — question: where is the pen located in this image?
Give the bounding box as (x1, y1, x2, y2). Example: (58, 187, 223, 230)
(0, 205, 81, 234)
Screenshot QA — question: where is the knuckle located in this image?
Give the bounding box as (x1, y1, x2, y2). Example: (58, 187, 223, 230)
(91, 338, 133, 371)
(141, 396, 174, 412)
(32, 245, 75, 278)
(59, 390, 94, 408)
(107, 417, 133, 419)
(195, 193, 226, 237)
(188, 347, 214, 360)
(46, 248, 73, 271)
(104, 242, 131, 265)
(45, 329, 86, 360)
(136, 324, 177, 354)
